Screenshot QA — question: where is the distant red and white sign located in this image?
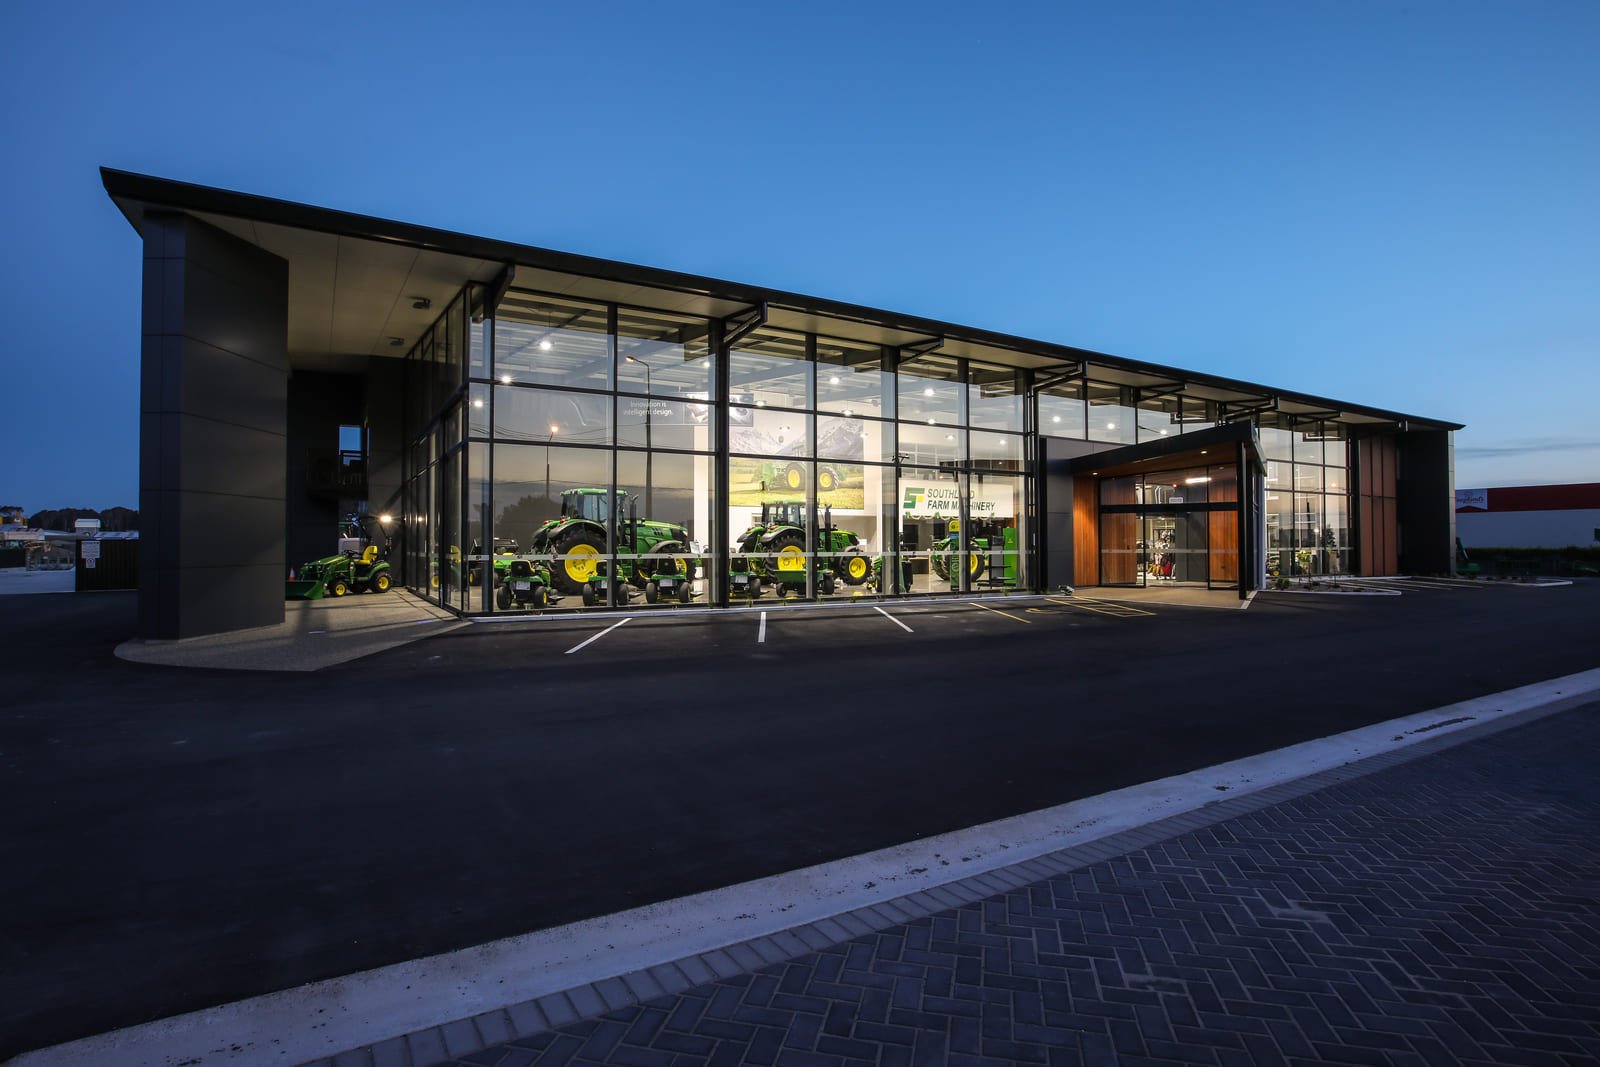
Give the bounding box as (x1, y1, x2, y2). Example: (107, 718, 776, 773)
(1455, 489, 1488, 512)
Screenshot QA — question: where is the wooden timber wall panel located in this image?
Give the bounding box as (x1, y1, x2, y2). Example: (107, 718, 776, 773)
(1209, 510, 1239, 584)
(1100, 513, 1138, 584)
(1073, 475, 1099, 587)
(1358, 436, 1400, 576)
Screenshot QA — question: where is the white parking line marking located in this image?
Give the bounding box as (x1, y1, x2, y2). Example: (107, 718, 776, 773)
(758, 612, 767, 643)
(564, 618, 631, 655)
(874, 606, 913, 633)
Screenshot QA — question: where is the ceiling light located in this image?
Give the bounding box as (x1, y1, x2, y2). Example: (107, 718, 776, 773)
(1200, 450, 1208, 454)
(843, 409, 853, 417)
(472, 399, 483, 408)
(539, 340, 552, 351)
(1106, 422, 1116, 429)
(379, 514, 392, 524)
(1185, 476, 1211, 484)
(924, 387, 935, 396)
(829, 375, 840, 385)
(927, 418, 935, 425)
(1052, 415, 1061, 423)
(945, 434, 955, 441)
(755, 400, 765, 408)
(500, 374, 511, 385)
(550, 425, 560, 434)
(780, 426, 791, 433)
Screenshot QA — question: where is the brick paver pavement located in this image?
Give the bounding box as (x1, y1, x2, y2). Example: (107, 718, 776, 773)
(416, 703, 1600, 1066)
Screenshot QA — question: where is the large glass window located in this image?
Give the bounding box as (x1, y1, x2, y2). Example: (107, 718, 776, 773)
(968, 364, 1024, 431)
(1039, 381, 1086, 439)
(495, 294, 612, 391)
(1086, 382, 1137, 445)
(899, 357, 963, 426)
(816, 339, 894, 420)
(731, 330, 811, 411)
(616, 307, 715, 399)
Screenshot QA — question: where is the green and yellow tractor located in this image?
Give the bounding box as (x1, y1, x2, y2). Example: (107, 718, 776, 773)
(729, 500, 873, 598)
(930, 519, 1018, 587)
(528, 488, 700, 604)
(286, 545, 393, 599)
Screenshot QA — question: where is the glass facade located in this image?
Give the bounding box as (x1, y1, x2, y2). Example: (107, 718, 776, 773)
(396, 280, 1371, 614)
(401, 288, 1034, 613)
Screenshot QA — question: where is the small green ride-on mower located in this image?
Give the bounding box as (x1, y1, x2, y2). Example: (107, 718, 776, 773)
(494, 557, 558, 610)
(286, 545, 393, 599)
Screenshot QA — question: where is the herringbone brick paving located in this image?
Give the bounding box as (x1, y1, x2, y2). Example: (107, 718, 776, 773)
(438, 705, 1600, 1066)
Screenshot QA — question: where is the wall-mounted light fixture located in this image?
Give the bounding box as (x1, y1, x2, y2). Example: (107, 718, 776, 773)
(412, 297, 432, 311)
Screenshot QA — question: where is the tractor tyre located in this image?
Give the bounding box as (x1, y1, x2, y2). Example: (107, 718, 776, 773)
(784, 463, 805, 491)
(581, 584, 597, 607)
(534, 586, 549, 609)
(371, 572, 392, 594)
(839, 551, 871, 586)
(677, 582, 693, 603)
(818, 467, 837, 492)
(496, 583, 512, 610)
(330, 579, 349, 597)
(968, 541, 988, 581)
(645, 582, 659, 604)
(551, 527, 605, 594)
(821, 572, 837, 595)
(765, 531, 807, 577)
(931, 553, 950, 581)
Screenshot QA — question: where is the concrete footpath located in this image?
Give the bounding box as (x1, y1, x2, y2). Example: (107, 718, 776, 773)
(17, 668, 1599, 1067)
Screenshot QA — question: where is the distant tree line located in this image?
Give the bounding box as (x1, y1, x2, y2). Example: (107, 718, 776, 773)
(26, 506, 139, 532)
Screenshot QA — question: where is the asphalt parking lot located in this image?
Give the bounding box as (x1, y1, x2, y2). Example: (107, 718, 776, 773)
(3, 579, 1597, 1058)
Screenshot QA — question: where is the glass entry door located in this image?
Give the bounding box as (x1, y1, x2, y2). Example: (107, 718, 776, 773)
(1141, 512, 1208, 586)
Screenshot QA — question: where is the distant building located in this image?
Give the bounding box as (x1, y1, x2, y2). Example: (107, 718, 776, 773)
(1456, 484, 1600, 548)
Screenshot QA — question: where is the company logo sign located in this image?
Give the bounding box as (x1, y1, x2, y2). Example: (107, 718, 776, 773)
(1455, 488, 1488, 512)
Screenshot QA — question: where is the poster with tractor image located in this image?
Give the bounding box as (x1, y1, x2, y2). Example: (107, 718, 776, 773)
(729, 415, 864, 509)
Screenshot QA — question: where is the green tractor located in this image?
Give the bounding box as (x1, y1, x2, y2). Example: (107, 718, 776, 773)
(528, 488, 700, 603)
(758, 460, 846, 494)
(730, 500, 873, 597)
(286, 545, 393, 599)
(930, 519, 1018, 587)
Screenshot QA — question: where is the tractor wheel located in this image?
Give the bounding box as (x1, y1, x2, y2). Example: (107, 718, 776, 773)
(371, 572, 392, 594)
(329, 579, 349, 597)
(496, 583, 512, 610)
(931, 554, 949, 581)
(818, 467, 837, 492)
(645, 581, 659, 604)
(677, 582, 693, 604)
(534, 586, 549, 609)
(551, 527, 605, 594)
(784, 464, 805, 491)
(839, 551, 871, 586)
(766, 531, 806, 576)
(821, 572, 837, 595)
(581, 584, 597, 607)
(968, 541, 988, 581)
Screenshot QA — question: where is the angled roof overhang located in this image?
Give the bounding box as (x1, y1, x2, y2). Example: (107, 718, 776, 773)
(101, 168, 1463, 432)
(1067, 422, 1267, 478)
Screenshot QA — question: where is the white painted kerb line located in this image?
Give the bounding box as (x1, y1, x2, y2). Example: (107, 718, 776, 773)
(565, 617, 630, 654)
(758, 612, 767, 643)
(874, 606, 913, 632)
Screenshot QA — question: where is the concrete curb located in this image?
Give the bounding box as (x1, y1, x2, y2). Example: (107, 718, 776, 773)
(13, 667, 1600, 1067)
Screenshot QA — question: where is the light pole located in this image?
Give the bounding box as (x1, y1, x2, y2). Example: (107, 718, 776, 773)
(625, 355, 655, 513)
(543, 424, 559, 504)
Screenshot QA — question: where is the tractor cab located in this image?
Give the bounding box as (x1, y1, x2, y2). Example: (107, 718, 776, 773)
(760, 500, 806, 530)
(561, 488, 625, 523)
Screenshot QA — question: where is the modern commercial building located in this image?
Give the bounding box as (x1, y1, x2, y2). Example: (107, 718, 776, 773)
(103, 168, 1461, 640)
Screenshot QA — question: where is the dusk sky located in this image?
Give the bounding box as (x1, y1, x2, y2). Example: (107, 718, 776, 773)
(3, 1, 1596, 510)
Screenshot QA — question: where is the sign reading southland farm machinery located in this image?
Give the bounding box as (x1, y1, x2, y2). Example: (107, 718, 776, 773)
(899, 481, 1015, 519)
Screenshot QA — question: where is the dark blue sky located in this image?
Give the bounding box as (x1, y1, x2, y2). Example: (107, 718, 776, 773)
(4, 1, 1596, 509)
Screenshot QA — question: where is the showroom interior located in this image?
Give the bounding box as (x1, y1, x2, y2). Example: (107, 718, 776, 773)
(104, 168, 1461, 640)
